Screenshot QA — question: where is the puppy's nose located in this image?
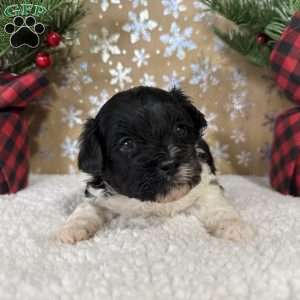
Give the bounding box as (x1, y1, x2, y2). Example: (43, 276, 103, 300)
(159, 160, 178, 173)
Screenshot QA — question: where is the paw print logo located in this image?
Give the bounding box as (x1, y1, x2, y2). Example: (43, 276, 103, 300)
(4, 16, 45, 48)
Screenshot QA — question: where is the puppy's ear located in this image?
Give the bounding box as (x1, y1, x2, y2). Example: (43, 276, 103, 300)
(78, 118, 103, 175)
(170, 87, 207, 133)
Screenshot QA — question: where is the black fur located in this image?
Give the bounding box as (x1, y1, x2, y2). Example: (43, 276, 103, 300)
(78, 86, 216, 201)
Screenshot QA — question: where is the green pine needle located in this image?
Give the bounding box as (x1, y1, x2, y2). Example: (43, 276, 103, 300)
(214, 28, 271, 66)
(201, 0, 282, 34)
(198, 0, 300, 67)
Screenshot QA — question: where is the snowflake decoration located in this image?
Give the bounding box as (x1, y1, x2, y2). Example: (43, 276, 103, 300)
(226, 91, 251, 120)
(262, 112, 277, 132)
(90, 0, 120, 12)
(199, 106, 218, 133)
(61, 105, 83, 128)
(162, 71, 185, 90)
(38, 149, 53, 161)
(259, 143, 272, 161)
(139, 73, 156, 87)
(89, 90, 110, 117)
(132, 0, 148, 8)
(231, 68, 247, 90)
(193, 1, 211, 23)
(77, 63, 93, 86)
(236, 151, 251, 167)
(89, 28, 121, 63)
(160, 22, 196, 60)
(64, 35, 81, 48)
(162, 0, 186, 19)
(35, 94, 53, 109)
(36, 125, 48, 138)
(213, 37, 226, 53)
(61, 137, 79, 161)
(123, 10, 157, 44)
(132, 48, 150, 68)
(55, 66, 72, 88)
(110, 62, 132, 89)
(211, 141, 229, 161)
(230, 129, 246, 144)
(189, 59, 220, 93)
(65, 62, 93, 94)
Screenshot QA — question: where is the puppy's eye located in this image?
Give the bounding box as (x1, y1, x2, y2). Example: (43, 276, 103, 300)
(175, 124, 188, 138)
(119, 138, 136, 153)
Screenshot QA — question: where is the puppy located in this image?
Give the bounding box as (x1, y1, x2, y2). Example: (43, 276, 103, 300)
(57, 87, 254, 244)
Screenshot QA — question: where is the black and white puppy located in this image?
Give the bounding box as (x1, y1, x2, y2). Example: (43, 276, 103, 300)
(57, 87, 254, 244)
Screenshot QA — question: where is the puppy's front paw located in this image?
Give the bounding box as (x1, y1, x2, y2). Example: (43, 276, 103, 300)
(56, 220, 99, 244)
(212, 219, 256, 241)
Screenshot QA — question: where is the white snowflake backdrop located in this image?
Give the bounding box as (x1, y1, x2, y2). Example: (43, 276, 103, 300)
(28, 0, 293, 175)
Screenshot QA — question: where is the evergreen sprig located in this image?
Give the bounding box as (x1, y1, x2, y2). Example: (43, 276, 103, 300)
(199, 0, 300, 66)
(0, 0, 86, 74)
(214, 28, 271, 66)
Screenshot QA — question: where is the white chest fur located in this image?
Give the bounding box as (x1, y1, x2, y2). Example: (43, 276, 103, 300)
(56, 164, 255, 244)
(88, 164, 217, 218)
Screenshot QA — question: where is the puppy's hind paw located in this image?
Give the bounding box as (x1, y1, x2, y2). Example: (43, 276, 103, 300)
(212, 219, 256, 242)
(56, 220, 99, 244)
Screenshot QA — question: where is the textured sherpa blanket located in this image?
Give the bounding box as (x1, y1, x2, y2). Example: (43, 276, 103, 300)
(1, 175, 300, 300)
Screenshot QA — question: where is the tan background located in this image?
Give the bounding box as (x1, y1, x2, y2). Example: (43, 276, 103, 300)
(27, 0, 294, 175)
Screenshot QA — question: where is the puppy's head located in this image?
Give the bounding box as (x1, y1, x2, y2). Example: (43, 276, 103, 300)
(78, 86, 214, 202)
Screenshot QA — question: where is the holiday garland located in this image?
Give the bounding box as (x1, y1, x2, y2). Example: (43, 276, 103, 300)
(199, 0, 300, 66)
(0, 0, 86, 74)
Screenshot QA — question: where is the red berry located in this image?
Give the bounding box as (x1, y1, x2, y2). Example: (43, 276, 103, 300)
(35, 52, 52, 68)
(256, 33, 269, 45)
(47, 32, 61, 47)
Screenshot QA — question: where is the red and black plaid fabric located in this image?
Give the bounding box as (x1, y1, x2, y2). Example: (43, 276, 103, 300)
(0, 71, 48, 194)
(270, 12, 300, 104)
(270, 107, 300, 196)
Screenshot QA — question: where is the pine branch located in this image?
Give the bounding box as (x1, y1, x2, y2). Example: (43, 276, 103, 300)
(214, 28, 271, 66)
(265, 0, 300, 41)
(198, 0, 300, 67)
(265, 21, 286, 41)
(200, 0, 300, 40)
(213, 28, 255, 55)
(201, 0, 283, 34)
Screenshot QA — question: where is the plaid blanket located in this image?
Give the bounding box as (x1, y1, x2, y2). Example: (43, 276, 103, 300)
(0, 71, 48, 194)
(269, 12, 300, 196)
(270, 107, 300, 196)
(271, 12, 300, 104)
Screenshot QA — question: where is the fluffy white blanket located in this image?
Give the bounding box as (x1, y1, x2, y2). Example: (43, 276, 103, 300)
(1, 175, 300, 300)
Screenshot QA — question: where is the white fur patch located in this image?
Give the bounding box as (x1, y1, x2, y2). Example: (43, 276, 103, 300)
(90, 163, 214, 217)
(57, 163, 255, 243)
